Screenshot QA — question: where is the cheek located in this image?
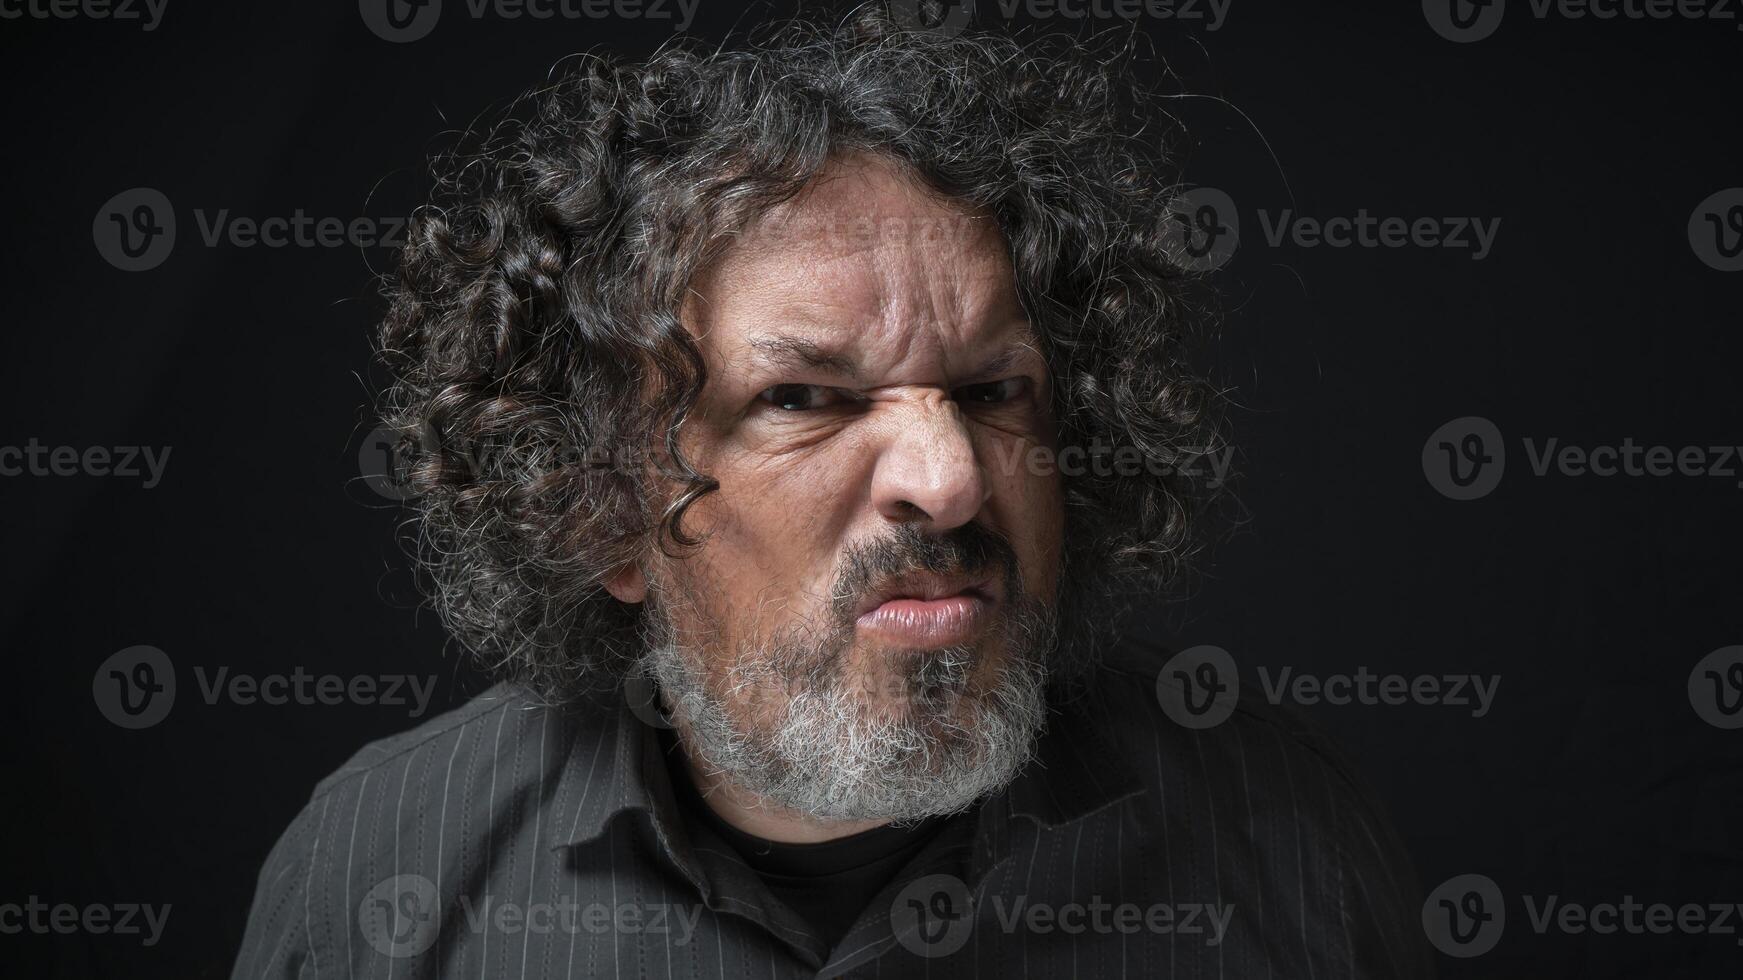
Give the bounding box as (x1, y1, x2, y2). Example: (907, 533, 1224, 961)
(678, 441, 870, 608)
(979, 433, 1065, 598)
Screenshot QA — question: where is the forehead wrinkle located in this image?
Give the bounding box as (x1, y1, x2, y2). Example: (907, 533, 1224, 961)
(691, 160, 1026, 387)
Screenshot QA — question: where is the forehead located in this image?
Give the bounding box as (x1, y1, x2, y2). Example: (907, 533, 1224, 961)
(685, 154, 1031, 379)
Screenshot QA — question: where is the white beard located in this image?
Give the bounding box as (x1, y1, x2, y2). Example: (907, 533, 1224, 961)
(637, 616, 1052, 823)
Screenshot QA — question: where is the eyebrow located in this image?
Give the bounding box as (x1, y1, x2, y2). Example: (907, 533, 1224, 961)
(742, 333, 1041, 385)
(746, 336, 862, 382)
(969, 345, 1029, 381)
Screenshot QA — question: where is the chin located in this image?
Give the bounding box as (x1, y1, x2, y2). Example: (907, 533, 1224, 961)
(843, 642, 1001, 717)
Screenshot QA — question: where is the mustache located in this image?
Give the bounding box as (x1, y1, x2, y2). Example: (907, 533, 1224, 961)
(828, 522, 1019, 624)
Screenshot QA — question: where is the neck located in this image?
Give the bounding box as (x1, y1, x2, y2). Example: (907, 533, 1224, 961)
(673, 733, 888, 844)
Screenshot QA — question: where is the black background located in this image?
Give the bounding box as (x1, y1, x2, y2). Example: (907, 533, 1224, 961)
(2, 1, 1740, 976)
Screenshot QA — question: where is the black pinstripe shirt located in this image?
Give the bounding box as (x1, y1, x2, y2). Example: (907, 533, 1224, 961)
(232, 644, 1434, 978)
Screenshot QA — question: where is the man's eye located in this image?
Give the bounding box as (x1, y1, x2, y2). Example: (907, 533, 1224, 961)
(954, 377, 1029, 405)
(757, 384, 846, 411)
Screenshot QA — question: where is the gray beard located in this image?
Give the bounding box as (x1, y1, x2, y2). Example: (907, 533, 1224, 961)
(636, 602, 1055, 823)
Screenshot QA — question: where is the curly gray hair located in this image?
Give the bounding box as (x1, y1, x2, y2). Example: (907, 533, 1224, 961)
(375, 2, 1227, 702)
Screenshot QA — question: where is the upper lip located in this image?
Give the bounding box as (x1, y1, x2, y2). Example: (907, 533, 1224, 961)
(853, 571, 1001, 618)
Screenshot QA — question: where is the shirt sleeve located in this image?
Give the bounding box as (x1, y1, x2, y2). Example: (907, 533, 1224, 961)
(1320, 735, 1439, 979)
(231, 792, 331, 980)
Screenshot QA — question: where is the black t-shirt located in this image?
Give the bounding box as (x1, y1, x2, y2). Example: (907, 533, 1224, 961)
(661, 729, 950, 946)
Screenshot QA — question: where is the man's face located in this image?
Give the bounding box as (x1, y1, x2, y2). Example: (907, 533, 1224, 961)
(635, 154, 1065, 821)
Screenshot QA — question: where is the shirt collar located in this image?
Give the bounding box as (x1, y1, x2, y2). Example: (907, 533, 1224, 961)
(1003, 691, 1147, 829)
(543, 688, 658, 852)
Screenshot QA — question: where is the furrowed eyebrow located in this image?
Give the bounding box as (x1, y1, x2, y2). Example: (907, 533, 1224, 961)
(746, 336, 861, 381)
(742, 334, 1041, 386)
(968, 346, 1025, 381)
(963, 339, 1047, 384)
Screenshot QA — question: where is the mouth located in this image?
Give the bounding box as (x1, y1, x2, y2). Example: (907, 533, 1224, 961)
(852, 571, 1001, 648)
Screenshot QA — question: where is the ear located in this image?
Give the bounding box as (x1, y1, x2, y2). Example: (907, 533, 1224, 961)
(603, 563, 647, 604)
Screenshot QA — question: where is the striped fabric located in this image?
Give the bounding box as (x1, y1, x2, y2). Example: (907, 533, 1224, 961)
(232, 644, 1434, 978)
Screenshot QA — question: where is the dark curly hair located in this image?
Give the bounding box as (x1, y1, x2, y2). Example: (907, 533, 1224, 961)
(375, 2, 1227, 702)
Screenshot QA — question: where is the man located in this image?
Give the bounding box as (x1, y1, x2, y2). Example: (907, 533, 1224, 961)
(235, 7, 1432, 977)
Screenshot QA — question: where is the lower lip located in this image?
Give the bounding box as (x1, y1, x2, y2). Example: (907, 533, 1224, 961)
(856, 594, 991, 647)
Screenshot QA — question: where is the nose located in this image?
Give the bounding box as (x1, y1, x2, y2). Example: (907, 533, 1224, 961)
(869, 392, 989, 531)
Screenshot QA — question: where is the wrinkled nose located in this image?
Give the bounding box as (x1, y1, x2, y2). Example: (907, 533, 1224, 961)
(868, 393, 989, 531)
